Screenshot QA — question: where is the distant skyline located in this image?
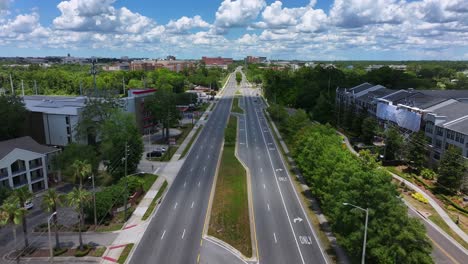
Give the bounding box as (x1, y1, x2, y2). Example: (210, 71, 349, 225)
(0, 0, 467, 60)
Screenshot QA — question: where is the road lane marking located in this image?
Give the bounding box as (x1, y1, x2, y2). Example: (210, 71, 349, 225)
(196, 155, 199, 159)
(198, 181, 201, 187)
(204, 166, 206, 171)
(263, 184, 266, 189)
(253, 109, 306, 264)
(267, 203, 270, 211)
(174, 202, 178, 209)
(161, 230, 166, 240)
(182, 229, 186, 239)
(153, 167, 160, 174)
(184, 181, 186, 187)
(274, 233, 278, 243)
(260, 168, 263, 172)
(191, 201, 195, 208)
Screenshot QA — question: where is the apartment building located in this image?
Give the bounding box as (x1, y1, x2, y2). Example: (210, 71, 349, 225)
(130, 60, 194, 72)
(336, 83, 468, 161)
(201, 56, 233, 69)
(0, 137, 60, 193)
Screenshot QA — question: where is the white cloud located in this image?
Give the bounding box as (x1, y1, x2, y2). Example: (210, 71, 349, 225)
(215, 0, 266, 28)
(330, 0, 405, 28)
(166, 15, 210, 34)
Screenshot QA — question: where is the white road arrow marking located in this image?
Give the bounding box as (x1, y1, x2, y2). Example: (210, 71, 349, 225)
(275, 168, 283, 172)
(293, 217, 303, 224)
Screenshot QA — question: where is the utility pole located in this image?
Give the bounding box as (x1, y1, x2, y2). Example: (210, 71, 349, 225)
(123, 142, 129, 221)
(91, 174, 97, 226)
(122, 77, 126, 95)
(21, 80, 24, 96)
(9, 74, 14, 94)
(79, 80, 83, 96)
(90, 58, 98, 96)
(34, 80, 38, 95)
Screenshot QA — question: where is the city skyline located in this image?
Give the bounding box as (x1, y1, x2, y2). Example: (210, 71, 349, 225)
(0, 0, 467, 60)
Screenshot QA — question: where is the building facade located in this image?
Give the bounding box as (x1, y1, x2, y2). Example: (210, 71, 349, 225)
(336, 83, 468, 162)
(0, 137, 60, 193)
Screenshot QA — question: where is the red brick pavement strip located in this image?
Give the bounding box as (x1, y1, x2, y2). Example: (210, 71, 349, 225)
(123, 224, 137, 230)
(102, 256, 118, 262)
(109, 244, 128, 250)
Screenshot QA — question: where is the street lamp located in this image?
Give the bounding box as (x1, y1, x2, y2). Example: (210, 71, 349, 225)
(89, 174, 97, 226)
(48, 211, 57, 263)
(343, 202, 369, 264)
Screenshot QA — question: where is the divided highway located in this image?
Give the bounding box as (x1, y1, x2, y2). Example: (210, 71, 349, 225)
(237, 73, 328, 264)
(129, 72, 237, 264)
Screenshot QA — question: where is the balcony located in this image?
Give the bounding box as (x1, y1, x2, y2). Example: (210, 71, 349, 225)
(30, 170, 44, 182)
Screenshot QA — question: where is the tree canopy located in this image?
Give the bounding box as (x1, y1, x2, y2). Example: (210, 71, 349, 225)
(0, 95, 27, 140)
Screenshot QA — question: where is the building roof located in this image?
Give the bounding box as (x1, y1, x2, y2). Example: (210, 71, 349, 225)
(23, 95, 86, 115)
(358, 88, 395, 104)
(430, 101, 468, 125)
(0, 136, 59, 160)
(445, 117, 468, 134)
(347, 82, 374, 94)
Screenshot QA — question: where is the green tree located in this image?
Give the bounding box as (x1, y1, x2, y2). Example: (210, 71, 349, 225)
(52, 143, 99, 180)
(67, 187, 91, 250)
(0, 196, 27, 249)
(146, 89, 180, 142)
(235, 72, 242, 85)
(70, 160, 92, 187)
(407, 131, 427, 171)
(100, 111, 144, 180)
(311, 92, 333, 124)
(283, 109, 311, 141)
(0, 95, 28, 140)
(42, 189, 64, 249)
(361, 117, 379, 144)
(267, 104, 288, 124)
(438, 146, 467, 192)
(13, 187, 33, 249)
(384, 127, 404, 160)
(75, 95, 122, 145)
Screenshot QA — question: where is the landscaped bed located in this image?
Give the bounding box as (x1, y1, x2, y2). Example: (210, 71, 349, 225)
(208, 116, 252, 257)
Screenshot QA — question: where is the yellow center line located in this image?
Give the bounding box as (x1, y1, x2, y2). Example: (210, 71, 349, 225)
(429, 237, 460, 264)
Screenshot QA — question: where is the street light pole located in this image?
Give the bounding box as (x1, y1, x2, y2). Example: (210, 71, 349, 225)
(48, 212, 57, 264)
(90, 174, 97, 226)
(343, 202, 369, 264)
(123, 142, 129, 221)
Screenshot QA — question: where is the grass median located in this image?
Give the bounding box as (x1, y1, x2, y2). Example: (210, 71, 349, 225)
(232, 96, 244, 114)
(142, 181, 168, 221)
(117, 243, 134, 264)
(208, 116, 252, 257)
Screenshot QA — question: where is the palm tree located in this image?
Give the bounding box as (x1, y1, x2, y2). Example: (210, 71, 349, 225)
(67, 187, 91, 250)
(0, 196, 26, 247)
(42, 189, 63, 249)
(14, 186, 33, 249)
(70, 160, 92, 188)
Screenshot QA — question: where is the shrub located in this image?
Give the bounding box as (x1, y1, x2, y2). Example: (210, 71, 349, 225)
(54, 247, 68, 256)
(74, 245, 91, 257)
(421, 168, 437, 180)
(412, 192, 429, 204)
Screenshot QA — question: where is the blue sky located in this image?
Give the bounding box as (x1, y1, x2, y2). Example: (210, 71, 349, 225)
(0, 0, 467, 60)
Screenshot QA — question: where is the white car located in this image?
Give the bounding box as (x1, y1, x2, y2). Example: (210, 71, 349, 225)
(24, 200, 34, 210)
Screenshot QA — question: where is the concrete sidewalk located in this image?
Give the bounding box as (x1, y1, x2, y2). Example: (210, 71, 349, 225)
(336, 130, 468, 244)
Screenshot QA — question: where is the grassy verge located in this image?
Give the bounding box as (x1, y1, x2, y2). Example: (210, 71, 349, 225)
(232, 96, 244, 114)
(141, 174, 158, 192)
(180, 125, 203, 159)
(142, 181, 168, 221)
(208, 117, 252, 257)
(117, 243, 134, 264)
(89, 247, 106, 257)
(399, 191, 468, 249)
(95, 223, 124, 232)
(176, 124, 194, 145)
(148, 146, 177, 162)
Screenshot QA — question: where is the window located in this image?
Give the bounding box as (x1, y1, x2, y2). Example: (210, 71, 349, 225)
(29, 158, 42, 169)
(435, 126, 444, 136)
(435, 139, 442, 149)
(67, 127, 71, 135)
(426, 136, 432, 144)
(425, 121, 434, 134)
(0, 167, 7, 178)
(454, 132, 465, 144)
(446, 130, 455, 140)
(65, 116, 70, 125)
(67, 136, 72, 143)
(433, 152, 440, 160)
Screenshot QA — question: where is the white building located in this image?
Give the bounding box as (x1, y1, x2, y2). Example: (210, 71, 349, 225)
(0, 137, 60, 193)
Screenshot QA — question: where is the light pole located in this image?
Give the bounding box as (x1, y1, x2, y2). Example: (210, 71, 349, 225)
(48, 211, 57, 263)
(343, 202, 369, 264)
(89, 174, 97, 226)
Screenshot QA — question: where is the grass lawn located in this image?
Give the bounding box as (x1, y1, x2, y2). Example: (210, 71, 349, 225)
(117, 243, 134, 264)
(141, 173, 158, 192)
(180, 125, 203, 159)
(176, 124, 194, 145)
(142, 181, 168, 221)
(89, 246, 106, 257)
(232, 96, 244, 114)
(208, 117, 252, 257)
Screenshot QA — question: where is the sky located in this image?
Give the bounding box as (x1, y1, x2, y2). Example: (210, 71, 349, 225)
(0, 0, 467, 60)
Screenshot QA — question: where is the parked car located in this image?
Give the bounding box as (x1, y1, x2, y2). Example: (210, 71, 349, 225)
(147, 151, 162, 158)
(24, 200, 34, 210)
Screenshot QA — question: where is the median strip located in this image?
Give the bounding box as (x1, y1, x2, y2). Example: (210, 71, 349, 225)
(208, 116, 252, 258)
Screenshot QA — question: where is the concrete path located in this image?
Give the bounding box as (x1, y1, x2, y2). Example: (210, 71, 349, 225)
(336, 131, 468, 243)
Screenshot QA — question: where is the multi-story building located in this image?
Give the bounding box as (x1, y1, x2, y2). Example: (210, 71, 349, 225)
(130, 60, 193, 73)
(102, 62, 130, 71)
(336, 83, 468, 161)
(21, 89, 159, 146)
(201, 56, 233, 69)
(245, 56, 267, 64)
(0, 136, 60, 193)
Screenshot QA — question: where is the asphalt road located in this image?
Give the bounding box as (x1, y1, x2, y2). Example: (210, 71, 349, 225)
(237, 73, 328, 264)
(128, 71, 238, 264)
